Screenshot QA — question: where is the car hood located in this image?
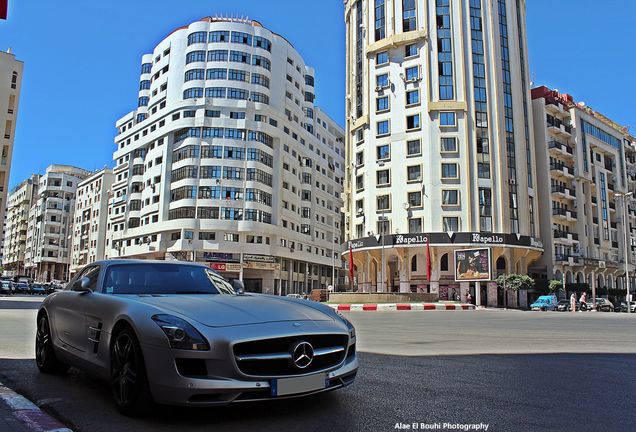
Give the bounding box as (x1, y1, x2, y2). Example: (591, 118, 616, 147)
(122, 294, 334, 327)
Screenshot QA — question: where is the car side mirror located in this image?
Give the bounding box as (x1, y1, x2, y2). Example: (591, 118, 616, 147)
(232, 279, 245, 295)
(75, 277, 91, 292)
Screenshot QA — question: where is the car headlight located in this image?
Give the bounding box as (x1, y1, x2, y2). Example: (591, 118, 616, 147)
(151, 314, 210, 351)
(337, 311, 356, 339)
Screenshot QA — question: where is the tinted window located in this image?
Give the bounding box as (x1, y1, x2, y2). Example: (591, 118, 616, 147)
(103, 264, 235, 295)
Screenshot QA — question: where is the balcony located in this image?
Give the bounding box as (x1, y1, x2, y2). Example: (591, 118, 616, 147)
(548, 141, 574, 158)
(550, 163, 575, 179)
(552, 207, 577, 221)
(551, 184, 576, 200)
(553, 230, 579, 243)
(554, 254, 580, 265)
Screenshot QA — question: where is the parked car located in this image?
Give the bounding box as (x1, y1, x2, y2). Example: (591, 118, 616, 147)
(616, 301, 636, 313)
(0, 280, 13, 296)
(30, 283, 46, 295)
(556, 299, 570, 311)
(36, 260, 358, 415)
(593, 298, 614, 312)
(45, 284, 64, 295)
(286, 293, 302, 299)
(530, 294, 558, 311)
(15, 282, 30, 294)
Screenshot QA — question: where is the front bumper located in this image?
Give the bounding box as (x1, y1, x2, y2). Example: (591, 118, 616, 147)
(141, 321, 358, 406)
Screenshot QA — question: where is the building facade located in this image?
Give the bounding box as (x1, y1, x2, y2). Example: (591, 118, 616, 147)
(106, 16, 345, 294)
(0, 50, 22, 261)
(343, 0, 541, 305)
(2, 174, 39, 276)
(532, 86, 636, 297)
(69, 168, 114, 275)
(24, 165, 90, 282)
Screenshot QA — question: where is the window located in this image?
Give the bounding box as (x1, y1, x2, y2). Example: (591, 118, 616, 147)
(183, 87, 203, 99)
(405, 43, 418, 57)
(141, 63, 152, 74)
(407, 139, 421, 156)
(230, 111, 246, 119)
(377, 194, 390, 211)
(443, 217, 459, 232)
(375, 0, 386, 41)
(252, 55, 271, 70)
(209, 30, 229, 42)
(402, 0, 417, 32)
(224, 233, 239, 242)
(440, 254, 449, 271)
(377, 144, 390, 160)
(442, 190, 458, 205)
(441, 163, 458, 179)
(251, 92, 270, 104)
(406, 114, 420, 130)
(377, 218, 390, 234)
(252, 73, 270, 88)
(405, 66, 419, 81)
(139, 80, 151, 90)
(199, 232, 217, 241)
(479, 188, 493, 232)
(206, 68, 227, 80)
(440, 111, 456, 126)
(205, 110, 220, 118)
(407, 165, 421, 182)
(228, 69, 248, 81)
(227, 88, 248, 100)
(409, 218, 422, 233)
(376, 74, 389, 88)
(207, 50, 228, 62)
(253, 36, 272, 51)
(138, 96, 149, 107)
(437, 0, 454, 100)
(187, 31, 207, 45)
(376, 120, 390, 136)
(231, 31, 252, 45)
(376, 96, 389, 112)
(406, 89, 419, 105)
(185, 69, 205, 81)
(408, 191, 422, 207)
(376, 51, 389, 65)
(356, 175, 364, 191)
(205, 87, 226, 98)
(186, 50, 207, 64)
(356, 151, 364, 166)
(376, 169, 390, 186)
(441, 137, 457, 152)
(229, 50, 250, 64)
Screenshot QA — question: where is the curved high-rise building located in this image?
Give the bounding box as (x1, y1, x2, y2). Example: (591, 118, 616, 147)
(343, 0, 542, 306)
(107, 17, 345, 294)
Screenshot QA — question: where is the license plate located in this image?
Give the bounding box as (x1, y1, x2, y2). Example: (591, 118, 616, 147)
(271, 373, 327, 396)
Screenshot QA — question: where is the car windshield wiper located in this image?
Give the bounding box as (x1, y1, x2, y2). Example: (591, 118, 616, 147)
(175, 291, 216, 295)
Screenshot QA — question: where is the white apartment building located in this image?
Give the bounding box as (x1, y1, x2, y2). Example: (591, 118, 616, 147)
(2, 174, 39, 276)
(24, 165, 90, 282)
(343, 0, 541, 306)
(532, 86, 636, 299)
(69, 168, 114, 275)
(107, 17, 345, 294)
(0, 49, 22, 255)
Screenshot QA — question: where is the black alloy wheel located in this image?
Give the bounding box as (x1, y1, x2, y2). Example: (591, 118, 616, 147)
(35, 313, 69, 373)
(110, 328, 152, 415)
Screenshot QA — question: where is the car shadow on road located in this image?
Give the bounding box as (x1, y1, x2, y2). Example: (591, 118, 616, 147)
(1, 353, 636, 432)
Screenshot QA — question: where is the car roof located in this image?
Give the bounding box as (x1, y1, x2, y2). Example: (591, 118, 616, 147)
(88, 259, 221, 277)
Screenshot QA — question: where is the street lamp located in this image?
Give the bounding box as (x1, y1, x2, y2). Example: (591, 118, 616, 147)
(615, 191, 633, 313)
(379, 211, 388, 293)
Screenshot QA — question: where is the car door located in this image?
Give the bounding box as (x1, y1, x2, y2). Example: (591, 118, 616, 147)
(51, 266, 100, 355)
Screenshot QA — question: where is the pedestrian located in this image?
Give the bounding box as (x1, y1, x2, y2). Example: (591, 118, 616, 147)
(570, 292, 576, 313)
(467, 292, 472, 304)
(579, 291, 587, 311)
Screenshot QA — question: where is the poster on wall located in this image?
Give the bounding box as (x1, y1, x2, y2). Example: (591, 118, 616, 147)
(454, 248, 491, 282)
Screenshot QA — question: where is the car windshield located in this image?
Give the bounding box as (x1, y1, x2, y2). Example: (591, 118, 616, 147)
(104, 264, 236, 295)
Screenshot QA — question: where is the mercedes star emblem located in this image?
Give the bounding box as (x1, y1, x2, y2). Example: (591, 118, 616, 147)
(291, 341, 314, 369)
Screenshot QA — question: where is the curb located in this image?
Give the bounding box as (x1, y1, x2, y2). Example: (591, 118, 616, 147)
(0, 382, 72, 432)
(330, 303, 476, 312)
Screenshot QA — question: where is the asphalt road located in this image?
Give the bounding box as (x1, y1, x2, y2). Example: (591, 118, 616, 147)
(1, 295, 635, 432)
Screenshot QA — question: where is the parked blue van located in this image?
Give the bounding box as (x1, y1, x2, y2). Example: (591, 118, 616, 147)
(530, 294, 558, 311)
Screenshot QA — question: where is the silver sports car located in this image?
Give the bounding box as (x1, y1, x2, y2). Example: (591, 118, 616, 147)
(36, 260, 358, 415)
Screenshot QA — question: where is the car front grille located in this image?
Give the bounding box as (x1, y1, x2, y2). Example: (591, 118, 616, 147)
(233, 334, 349, 377)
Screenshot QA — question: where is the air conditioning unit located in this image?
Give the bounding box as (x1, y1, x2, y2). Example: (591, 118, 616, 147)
(375, 86, 383, 93)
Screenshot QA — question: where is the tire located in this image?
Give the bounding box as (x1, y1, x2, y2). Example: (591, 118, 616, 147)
(35, 313, 69, 374)
(110, 327, 153, 416)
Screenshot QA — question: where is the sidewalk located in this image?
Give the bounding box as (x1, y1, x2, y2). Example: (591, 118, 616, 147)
(0, 382, 71, 432)
(329, 302, 475, 311)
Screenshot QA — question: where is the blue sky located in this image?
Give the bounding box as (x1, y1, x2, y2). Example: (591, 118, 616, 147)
(1, 0, 634, 189)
